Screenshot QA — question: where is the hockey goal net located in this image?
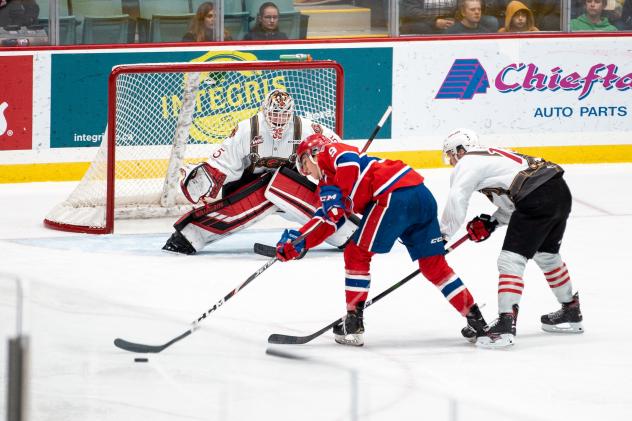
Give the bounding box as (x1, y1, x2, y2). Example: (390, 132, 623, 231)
(44, 59, 344, 234)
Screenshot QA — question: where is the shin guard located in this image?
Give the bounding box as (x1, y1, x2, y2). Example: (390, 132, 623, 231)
(343, 242, 374, 310)
(497, 250, 527, 314)
(534, 252, 573, 304)
(419, 254, 474, 316)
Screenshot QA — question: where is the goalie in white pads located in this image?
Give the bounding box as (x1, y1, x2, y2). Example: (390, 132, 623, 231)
(162, 89, 357, 255)
(440, 128, 584, 349)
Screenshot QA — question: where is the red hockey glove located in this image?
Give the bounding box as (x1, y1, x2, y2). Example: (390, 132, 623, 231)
(276, 229, 307, 262)
(466, 214, 498, 242)
(319, 185, 346, 223)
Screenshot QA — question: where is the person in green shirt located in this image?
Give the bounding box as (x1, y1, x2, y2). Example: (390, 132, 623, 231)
(571, 0, 618, 31)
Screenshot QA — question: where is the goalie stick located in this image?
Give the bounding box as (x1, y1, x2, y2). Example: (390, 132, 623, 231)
(267, 233, 469, 345)
(114, 106, 394, 354)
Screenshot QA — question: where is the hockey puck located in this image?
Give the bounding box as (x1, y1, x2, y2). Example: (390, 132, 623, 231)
(134, 357, 149, 363)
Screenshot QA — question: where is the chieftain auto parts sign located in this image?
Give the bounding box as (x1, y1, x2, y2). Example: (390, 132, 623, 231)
(435, 58, 630, 119)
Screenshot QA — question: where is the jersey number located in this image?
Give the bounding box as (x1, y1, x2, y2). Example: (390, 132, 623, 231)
(488, 148, 523, 164)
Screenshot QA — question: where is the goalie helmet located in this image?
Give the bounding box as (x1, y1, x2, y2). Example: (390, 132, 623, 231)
(442, 128, 480, 165)
(296, 133, 333, 176)
(262, 89, 295, 130)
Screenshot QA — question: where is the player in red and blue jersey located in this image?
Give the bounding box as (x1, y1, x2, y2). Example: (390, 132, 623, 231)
(275, 133, 488, 346)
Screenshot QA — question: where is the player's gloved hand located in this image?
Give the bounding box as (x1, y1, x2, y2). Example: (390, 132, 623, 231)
(276, 229, 306, 262)
(466, 214, 498, 242)
(319, 185, 346, 222)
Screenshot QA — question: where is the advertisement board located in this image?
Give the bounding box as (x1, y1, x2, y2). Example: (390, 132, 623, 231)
(49, 47, 392, 149)
(0, 55, 33, 151)
(393, 37, 632, 149)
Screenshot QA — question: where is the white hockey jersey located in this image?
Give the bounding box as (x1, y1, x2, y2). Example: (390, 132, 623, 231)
(205, 111, 341, 184)
(440, 147, 561, 239)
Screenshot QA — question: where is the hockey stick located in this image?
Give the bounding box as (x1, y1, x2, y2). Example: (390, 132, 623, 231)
(252, 106, 392, 258)
(360, 105, 391, 154)
(253, 215, 362, 258)
(114, 233, 312, 353)
(267, 233, 469, 345)
(254, 242, 278, 258)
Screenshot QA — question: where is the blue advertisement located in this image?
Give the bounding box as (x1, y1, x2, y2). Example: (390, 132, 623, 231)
(50, 48, 392, 148)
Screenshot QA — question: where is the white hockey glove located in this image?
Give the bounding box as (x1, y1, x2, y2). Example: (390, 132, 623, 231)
(179, 163, 226, 204)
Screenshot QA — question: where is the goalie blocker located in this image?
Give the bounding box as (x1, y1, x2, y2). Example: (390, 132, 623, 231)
(164, 166, 357, 254)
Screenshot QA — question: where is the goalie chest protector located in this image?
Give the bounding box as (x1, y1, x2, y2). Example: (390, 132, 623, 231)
(246, 115, 302, 172)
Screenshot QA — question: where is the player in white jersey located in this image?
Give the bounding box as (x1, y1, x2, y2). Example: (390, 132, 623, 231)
(440, 128, 584, 348)
(162, 89, 357, 255)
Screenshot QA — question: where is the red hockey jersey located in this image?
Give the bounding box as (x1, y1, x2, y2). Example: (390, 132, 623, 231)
(300, 142, 424, 248)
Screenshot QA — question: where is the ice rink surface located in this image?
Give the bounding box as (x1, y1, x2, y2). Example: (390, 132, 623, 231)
(1, 164, 631, 421)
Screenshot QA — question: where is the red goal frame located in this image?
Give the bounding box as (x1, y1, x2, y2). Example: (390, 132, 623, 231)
(44, 60, 344, 234)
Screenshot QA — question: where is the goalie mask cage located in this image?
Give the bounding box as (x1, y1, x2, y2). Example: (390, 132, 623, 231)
(44, 59, 344, 234)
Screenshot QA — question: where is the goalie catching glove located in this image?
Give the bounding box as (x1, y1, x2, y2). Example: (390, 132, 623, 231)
(276, 229, 307, 262)
(466, 214, 498, 242)
(179, 163, 226, 204)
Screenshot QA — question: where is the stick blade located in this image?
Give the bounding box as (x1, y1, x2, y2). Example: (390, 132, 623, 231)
(113, 338, 166, 354)
(254, 242, 277, 258)
(267, 333, 314, 345)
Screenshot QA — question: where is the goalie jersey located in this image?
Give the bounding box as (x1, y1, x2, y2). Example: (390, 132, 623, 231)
(205, 111, 341, 185)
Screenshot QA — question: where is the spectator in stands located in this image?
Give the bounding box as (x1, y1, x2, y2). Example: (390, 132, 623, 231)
(400, 0, 498, 34)
(532, 0, 561, 30)
(244, 2, 288, 40)
(446, 0, 498, 32)
(0, 0, 39, 28)
(571, 0, 618, 30)
(183, 1, 233, 42)
(617, 0, 632, 29)
(498, 0, 539, 31)
(606, 0, 631, 29)
(400, 0, 457, 34)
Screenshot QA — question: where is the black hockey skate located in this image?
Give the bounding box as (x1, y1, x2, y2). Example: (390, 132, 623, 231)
(333, 304, 365, 346)
(476, 304, 519, 349)
(162, 231, 196, 255)
(541, 292, 584, 334)
(461, 303, 489, 343)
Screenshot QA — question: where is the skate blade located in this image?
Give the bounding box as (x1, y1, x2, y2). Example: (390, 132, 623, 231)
(476, 333, 515, 349)
(541, 322, 584, 334)
(334, 333, 364, 346)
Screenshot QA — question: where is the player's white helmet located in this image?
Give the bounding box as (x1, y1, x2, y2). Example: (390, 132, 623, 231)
(262, 89, 294, 131)
(442, 128, 480, 165)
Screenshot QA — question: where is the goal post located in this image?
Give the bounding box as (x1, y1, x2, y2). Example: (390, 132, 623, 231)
(44, 58, 344, 234)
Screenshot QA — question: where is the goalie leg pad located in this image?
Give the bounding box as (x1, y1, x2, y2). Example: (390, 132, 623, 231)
(265, 166, 357, 248)
(175, 173, 276, 251)
(265, 166, 319, 222)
